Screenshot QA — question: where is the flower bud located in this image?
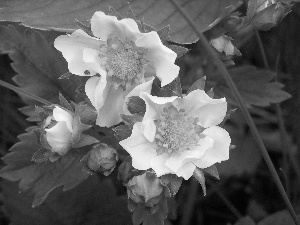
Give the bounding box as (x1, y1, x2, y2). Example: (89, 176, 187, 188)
(87, 143, 118, 176)
(127, 172, 164, 208)
(251, 2, 292, 31)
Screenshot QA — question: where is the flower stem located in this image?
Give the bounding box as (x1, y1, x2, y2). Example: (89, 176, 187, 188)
(0, 80, 52, 105)
(169, 0, 299, 224)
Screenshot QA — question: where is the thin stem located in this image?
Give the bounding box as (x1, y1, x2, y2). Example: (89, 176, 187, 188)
(180, 180, 199, 225)
(0, 80, 52, 105)
(255, 29, 293, 198)
(169, 1, 299, 224)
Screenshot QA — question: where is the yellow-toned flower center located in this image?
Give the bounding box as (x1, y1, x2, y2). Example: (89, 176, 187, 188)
(155, 106, 204, 153)
(99, 37, 147, 83)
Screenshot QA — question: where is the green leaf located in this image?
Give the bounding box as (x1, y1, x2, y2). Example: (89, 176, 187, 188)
(234, 217, 256, 225)
(160, 174, 183, 196)
(151, 76, 182, 98)
(0, 132, 92, 207)
(214, 66, 291, 107)
(193, 168, 206, 196)
(121, 113, 143, 126)
(0, 0, 240, 43)
(258, 210, 300, 225)
(0, 24, 82, 119)
(126, 96, 146, 115)
(113, 125, 133, 141)
(2, 176, 131, 225)
(187, 76, 206, 94)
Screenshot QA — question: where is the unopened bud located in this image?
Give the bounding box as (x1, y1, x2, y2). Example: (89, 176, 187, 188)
(87, 143, 118, 176)
(127, 172, 164, 208)
(251, 2, 292, 31)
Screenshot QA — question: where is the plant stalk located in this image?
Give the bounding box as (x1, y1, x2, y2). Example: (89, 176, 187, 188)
(0, 80, 52, 105)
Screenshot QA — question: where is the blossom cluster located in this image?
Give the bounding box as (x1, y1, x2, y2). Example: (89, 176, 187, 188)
(50, 10, 231, 208)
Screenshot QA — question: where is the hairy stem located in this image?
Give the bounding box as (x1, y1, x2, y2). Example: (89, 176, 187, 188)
(0, 80, 52, 105)
(169, 0, 299, 224)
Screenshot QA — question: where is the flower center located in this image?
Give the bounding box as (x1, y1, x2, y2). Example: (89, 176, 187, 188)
(155, 106, 204, 153)
(99, 37, 147, 84)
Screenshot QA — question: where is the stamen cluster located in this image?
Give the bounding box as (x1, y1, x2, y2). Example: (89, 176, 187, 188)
(155, 106, 204, 153)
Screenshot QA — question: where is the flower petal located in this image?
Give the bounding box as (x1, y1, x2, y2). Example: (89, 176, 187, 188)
(45, 121, 72, 155)
(193, 126, 231, 168)
(150, 153, 174, 177)
(85, 76, 109, 111)
(180, 90, 227, 128)
(140, 92, 178, 123)
(52, 106, 73, 132)
(91, 11, 141, 41)
(83, 48, 107, 76)
(175, 162, 196, 180)
(135, 31, 179, 86)
(123, 77, 155, 115)
(54, 29, 103, 76)
(119, 122, 157, 170)
(96, 84, 124, 127)
(165, 136, 214, 172)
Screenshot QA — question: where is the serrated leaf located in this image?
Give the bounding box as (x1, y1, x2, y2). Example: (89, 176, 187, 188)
(113, 125, 133, 141)
(203, 165, 220, 180)
(187, 76, 206, 94)
(127, 96, 146, 114)
(120, 113, 143, 126)
(132, 204, 146, 225)
(0, 132, 92, 207)
(2, 176, 131, 225)
(31, 148, 52, 163)
(157, 25, 170, 42)
(0, 0, 240, 43)
(75, 19, 93, 36)
(0, 25, 83, 120)
(58, 93, 74, 112)
(234, 217, 256, 225)
(257, 210, 300, 225)
(215, 66, 291, 107)
(72, 134, 99, 148)
(193, 168, 206, 196)
(151, 77, 182, 98)
(160, 174, 183, 196)
(167, 44, 189, 58)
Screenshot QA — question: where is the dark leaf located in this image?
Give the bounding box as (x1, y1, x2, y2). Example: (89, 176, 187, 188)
(193, 168, 206, 196)
(257, 210, 300, 225)
(187, 76, 206, 94)
(58, 93, 74, 112)
(234, 217, 256, 225)
(203, 165, 220, 180)
(143, 197, 168, 225)
(151, 77, 182, 98)
(132, 204, 146, 225)
(0, 25, 83, 119)
(127, 96, 146, 114)
(121, 113, 143, 126)
(75, 19, 93, 36)
(0, 0, 240, 43)
(160, 174, 183, 196)
(113, 125, 133, 141)
(167, 44, 189, 58)
(215, 66, 291, 107)
(0, 132, 92, 207)
(31, 148, 52, 163)
(157, 25, 170, 42)
(2, 176, 131, 225)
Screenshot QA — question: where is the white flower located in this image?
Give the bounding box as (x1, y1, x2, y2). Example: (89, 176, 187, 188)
(119, 90, 231, 180)
(54, 11, 179, 127)
(44, 106, 74, 155)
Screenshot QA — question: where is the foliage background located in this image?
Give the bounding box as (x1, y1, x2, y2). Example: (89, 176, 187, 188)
(1, 1, 300, 225)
